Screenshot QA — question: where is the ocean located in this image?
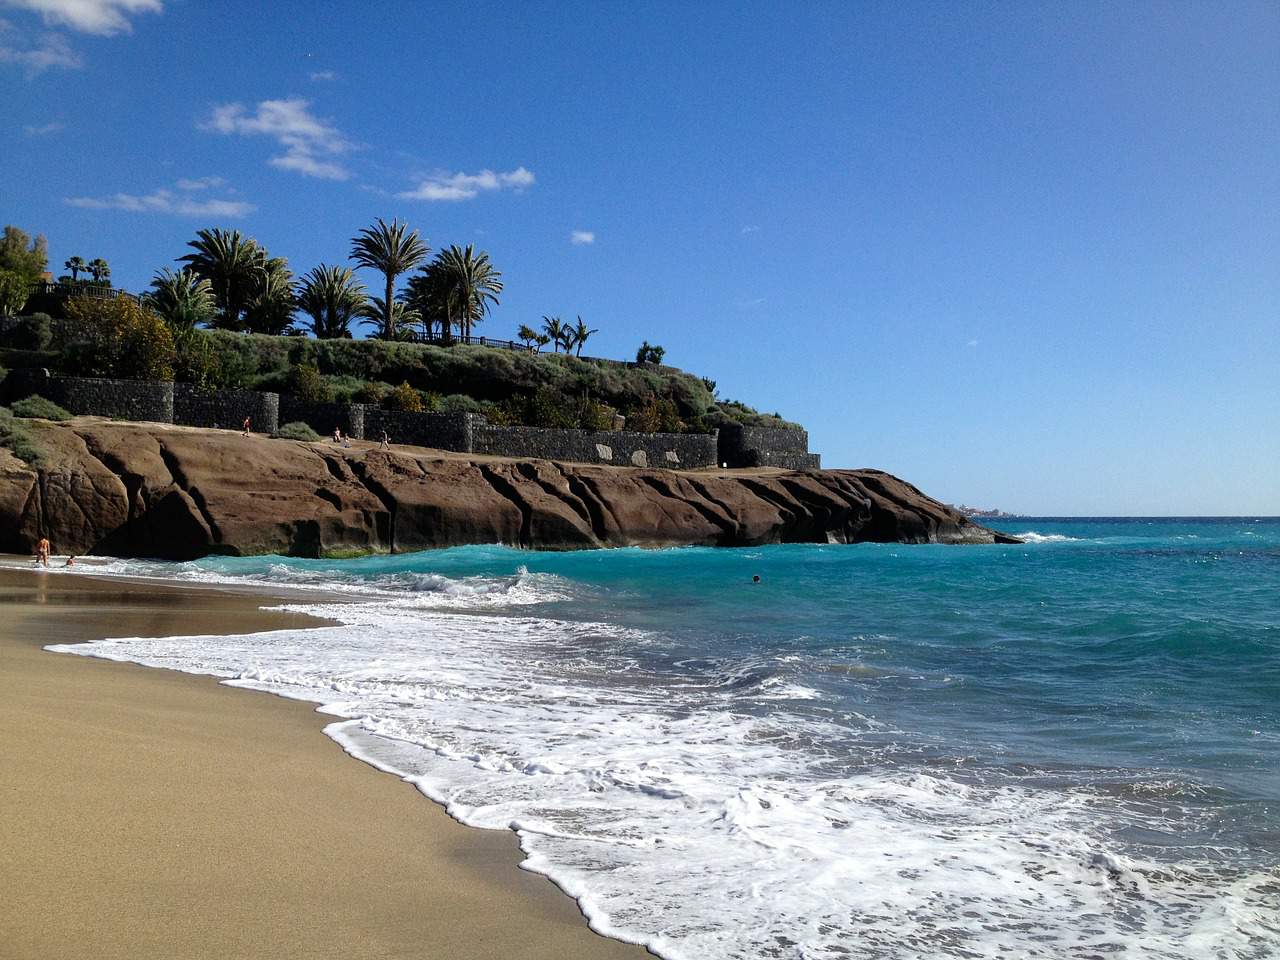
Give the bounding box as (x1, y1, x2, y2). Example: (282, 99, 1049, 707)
(49, 518, 1279, 959)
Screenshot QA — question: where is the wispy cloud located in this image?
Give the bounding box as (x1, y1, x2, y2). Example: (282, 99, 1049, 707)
(203, 97, 353, 181)
(398, 166, 535, 202)
(741, 225, 760, 234)
(23, 120, 63, 135)
(0, 23, 80, 72)
(570, 230, 595, 246)
(65, 184, 254, 217)
(175, 176, 226, 191)
(309, 70, 336, 81)
(966, 338, 979, 348)
(737, 296, 766, 309)
(3, 0, 162, 35)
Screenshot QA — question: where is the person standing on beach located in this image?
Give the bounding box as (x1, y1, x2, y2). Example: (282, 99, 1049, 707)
(380, 430, 390, 450)
(35, 538, 50, 567)
(242, 416, 252, 437)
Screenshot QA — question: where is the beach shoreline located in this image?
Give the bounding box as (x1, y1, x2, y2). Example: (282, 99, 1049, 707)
(0, 565, 650, 960)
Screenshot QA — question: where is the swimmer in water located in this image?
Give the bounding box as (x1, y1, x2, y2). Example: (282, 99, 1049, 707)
(752, 575, 761, 584)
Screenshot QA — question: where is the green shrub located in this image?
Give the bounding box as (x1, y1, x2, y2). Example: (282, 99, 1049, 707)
(326, 375, 372, 404)
(11, 395, 72, 421)
(0, 406, 43, 464)
(0, 270, 30, 317)
(287, 363, 333, 403)
(577, 397, 618, 431)
(272, 421, 321, 442)
(160, 330, 793, 433)
(63, 296, 175, 381)
(1, 313, 52, 351)
(384, 381, 424, 413)
(439, 393, 484, 414)
(351, 381, 388, 405)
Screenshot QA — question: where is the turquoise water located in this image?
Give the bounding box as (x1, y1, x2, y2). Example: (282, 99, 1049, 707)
(64, 518, 1280, 958)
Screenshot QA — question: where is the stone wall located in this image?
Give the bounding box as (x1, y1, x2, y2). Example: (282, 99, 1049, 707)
(363, 409, 473, 452)
(0, 371, 818, 470)
(718, 423, 821, 470)
(4, 369, 174, 423)
(277, 397, 365, 440)
(174, 384, 279, 435)
(471, 420, 718, 468)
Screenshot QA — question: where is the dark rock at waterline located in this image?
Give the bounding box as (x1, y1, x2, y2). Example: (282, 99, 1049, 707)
(0, 420, 1020, 559)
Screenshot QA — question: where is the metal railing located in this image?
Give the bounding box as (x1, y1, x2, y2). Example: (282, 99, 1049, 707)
(27, 281, 138, 303)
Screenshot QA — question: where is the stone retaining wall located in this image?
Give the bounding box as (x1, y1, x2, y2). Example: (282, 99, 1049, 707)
(174, 384, 279, 434)
(718, 423, 820, 470)
(363, 409, 473, 452)
(4, 369, 174, 423)
(471, 421, 718, 468)
(0, 371, 814, 469)
(277, 398, 365, 440)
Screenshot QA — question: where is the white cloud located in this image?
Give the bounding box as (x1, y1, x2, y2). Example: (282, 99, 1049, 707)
(175, 176, 225, 191)
(570, 230, 595, 245)
(741, 225, 760, 234)
(0, 27, 79, 71)
(966, 338, 979, 348)
(65, 185, 254, 217)
(2, 0, 162, 35)
(23, 120, 62, 135)
(309, 70, 336, 81)
(204, 97, 353, 181)
(737, 296, 766, 308)
(398, 166, 535, 201)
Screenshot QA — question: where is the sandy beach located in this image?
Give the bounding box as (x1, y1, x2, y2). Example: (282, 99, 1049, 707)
(0, 567, 649, 960)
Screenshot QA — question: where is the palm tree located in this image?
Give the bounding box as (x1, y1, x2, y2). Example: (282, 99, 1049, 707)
(404, 269, 450, 340)
(349, 218, 429, 342)
(145, 267, 216, 329)
(242, 258, 296, 335)
(428, 244, 502, 340)
(87, 258, 111, 284)
(296, 265, 367, 339)
(359, 296, 421, 341)
(517, 324, 540, 349)
(179, 228, 266, 330)
(569, 316, 598, 357)
(534, 333, 551, 352)
(541, 315, 565, 353)
(64, 256, 86, 281)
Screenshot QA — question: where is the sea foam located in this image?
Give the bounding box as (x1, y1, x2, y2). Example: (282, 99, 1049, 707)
(45, 542, 1280, 960)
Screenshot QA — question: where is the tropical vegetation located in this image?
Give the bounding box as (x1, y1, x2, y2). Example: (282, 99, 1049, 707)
(0, 219, 803, 434)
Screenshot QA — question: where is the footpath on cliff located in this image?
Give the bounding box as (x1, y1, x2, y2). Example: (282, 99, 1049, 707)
(0, 418, 1019, 559)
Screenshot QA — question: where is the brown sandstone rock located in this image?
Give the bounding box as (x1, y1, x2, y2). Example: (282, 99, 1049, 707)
(0, 419, 1018, 559)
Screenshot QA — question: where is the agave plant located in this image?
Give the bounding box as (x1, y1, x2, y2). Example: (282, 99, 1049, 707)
(569, 316, 598, 357)
(145, 267, 216, 329)
(296, 264, 367, 339)
(350, 218, 429, 341)
(179, 228, 268, 330)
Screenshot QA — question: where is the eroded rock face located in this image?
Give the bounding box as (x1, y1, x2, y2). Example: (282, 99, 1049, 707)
(0, 420, 1018, 559)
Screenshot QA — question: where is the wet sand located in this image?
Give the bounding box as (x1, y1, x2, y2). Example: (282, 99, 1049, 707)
(0, 567, 650, 960)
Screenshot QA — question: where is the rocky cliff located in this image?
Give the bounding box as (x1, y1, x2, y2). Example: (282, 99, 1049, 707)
(0, 420, 1018, 559)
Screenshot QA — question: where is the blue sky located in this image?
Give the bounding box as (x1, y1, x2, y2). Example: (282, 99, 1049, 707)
(2, 0, 1276, 515)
